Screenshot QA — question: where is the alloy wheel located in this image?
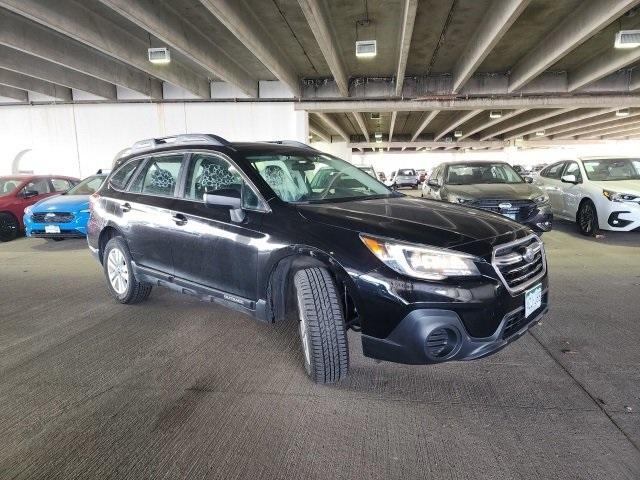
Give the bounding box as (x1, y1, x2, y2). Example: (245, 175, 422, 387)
(0, 215, 18, 242)
(107, 247, 129, 295)
(579, 203, 595, 234)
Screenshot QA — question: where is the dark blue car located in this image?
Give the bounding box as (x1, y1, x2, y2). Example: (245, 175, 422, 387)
(24, 174, 106, 240)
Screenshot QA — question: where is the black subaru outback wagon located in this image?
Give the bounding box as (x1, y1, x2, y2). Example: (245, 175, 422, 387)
(88, 134, 549, 383)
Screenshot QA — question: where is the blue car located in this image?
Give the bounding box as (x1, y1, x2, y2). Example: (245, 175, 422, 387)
(24, 174, 106, 240)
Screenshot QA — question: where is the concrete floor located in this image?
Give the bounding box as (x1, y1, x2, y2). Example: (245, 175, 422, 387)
(0, 221, 639, 479)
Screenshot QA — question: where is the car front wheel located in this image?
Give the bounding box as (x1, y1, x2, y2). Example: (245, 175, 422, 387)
(103, 236, 152, 304)
(0, 213, 19, 242)
(577, 199, 599, 236)
(294, 267, 349, 383)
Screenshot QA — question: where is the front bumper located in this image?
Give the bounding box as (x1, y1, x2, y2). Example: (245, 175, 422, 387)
(602, 202, 640, 231)
(523, 206, 553, 232)
(361, 291, 548, 365)
(24, 211, 90, 238)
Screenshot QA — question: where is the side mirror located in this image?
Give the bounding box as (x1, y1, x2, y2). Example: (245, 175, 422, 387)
(203, 188, 245, 222)
(524, 176, 533, 184)
(427, 179, 441, 188)
(20, 189, 39, 199)
(561, 174, 578, 184)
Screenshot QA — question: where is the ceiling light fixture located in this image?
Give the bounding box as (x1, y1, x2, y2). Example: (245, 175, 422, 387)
(616, 108, 630, 117)
(489, 110, 503, 119)
(454, 130, 463, 138)
(356, 40, 377, 58)
(148, 47, 171, 64)
(535, 130, 545, 137)
(615, 30, 640, 49)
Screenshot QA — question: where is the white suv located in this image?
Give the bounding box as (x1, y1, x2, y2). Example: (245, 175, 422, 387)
(534, 157, 640, 235)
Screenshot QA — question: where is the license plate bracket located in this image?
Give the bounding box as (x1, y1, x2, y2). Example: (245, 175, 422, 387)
(525, 283, 542, 318)
(45, 225, 61, 234)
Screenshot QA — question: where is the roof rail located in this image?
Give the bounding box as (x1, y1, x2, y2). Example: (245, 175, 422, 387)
(265, 140, 317, 150)
(131, 134, 232, 152)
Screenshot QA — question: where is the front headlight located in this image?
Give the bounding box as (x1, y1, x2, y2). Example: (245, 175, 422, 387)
(533, 193, 549, 204)
(603, 189, 638, 202)
(79, 209, 90, 213)
(24, 206, 32, 215)
(448, 194, 474, 204)
(360, 234, 481, 280)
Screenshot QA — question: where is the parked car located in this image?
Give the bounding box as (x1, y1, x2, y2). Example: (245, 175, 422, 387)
(358, 165, 378, 178)
(24, 173, 107, 240)
(377, 171, 386, 182)
(88, 134, 549, 383)
(416, 169, 427, 184)
(387, 168, 419, 189)
(422, 161, 553, 233)
(534, 157, 640, 235)
(528, 164, 547, 178)
(0, 175, 79, 242)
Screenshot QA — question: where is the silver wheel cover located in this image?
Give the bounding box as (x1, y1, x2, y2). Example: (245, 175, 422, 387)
(107, 248, 129, 295)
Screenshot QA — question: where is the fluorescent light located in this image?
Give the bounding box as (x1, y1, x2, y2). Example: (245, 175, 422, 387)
(374, 132, 382, 139)
(616, 108, 630, 117)
(615, 30, 640, 49)
(148, 47, 171, 64)
(355, 40, 377, 58)
(454, 130, 463, 138)
(535, 130, 545, 137)
(489, 110, 503, 119)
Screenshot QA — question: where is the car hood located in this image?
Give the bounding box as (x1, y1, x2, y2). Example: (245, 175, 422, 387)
(31, 194, 90, 212)
(296, 195, 528, 257)
(445, 183, 542, 200)
(588, 179, 640, 195)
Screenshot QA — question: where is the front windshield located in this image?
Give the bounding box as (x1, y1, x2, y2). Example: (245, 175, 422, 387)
(446, 163, 523, 185)
(247, 152, 392, 203)
(0, 177, 22, 197)
(582, 158, 640, 181)
(359, 166, 376, 177)
(65, 175, 106, 195)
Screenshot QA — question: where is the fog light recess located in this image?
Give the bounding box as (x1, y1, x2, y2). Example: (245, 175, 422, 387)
(425, 327, 461, 360)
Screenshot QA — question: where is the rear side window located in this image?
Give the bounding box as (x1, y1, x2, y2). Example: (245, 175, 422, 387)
(51, 178, 72, 192)
(129, 154, 184, 197)
(541, 162, 565, 179)
(22, 178, 51, 195)
(564, 162, 582, 182)
(110, 159, 140, 190)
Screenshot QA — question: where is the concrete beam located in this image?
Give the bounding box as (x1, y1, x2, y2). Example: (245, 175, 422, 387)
(569, 48, 640, 91)
(314, 113, 349, 141)
(0, 68, 71, 101)
(479, 109, 576, 140)
(452, 0, 530, 93)
(458, 109, 528, 139)
(350, 140, 505, 149)
(505, 108, 618, 139)
(389, 112, 397, 142)
(98, 0, 257, 97)
(544, 110, 637, 136)
(298, 0, 348, 96)
(309, 124, 331, 143)
(0, 0, 209, 98)
(0, 8, 161, 99)
(434, 110, 484, 140)
(508, 0, 640, 92)
(412, 111, 440, 141)
(557, 117, 640, 138)
(352, 112, 370, 142)
(295, 95, 640, 113)
(0, 83, 27, 101)
(200, 0, 299, 96)
(395, 0, 418, 96)
(588, 124, 640, 139)
(0, 46, 116, 99)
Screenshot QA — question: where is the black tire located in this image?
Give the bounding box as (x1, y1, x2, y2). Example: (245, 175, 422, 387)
(293, 267, 349, 383)
(0, 212, 19, 242)
(103, 236, 152, 304)
(577, 199, 599, 236)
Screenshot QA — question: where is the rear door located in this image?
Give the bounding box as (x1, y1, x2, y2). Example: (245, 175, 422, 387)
(170, 151, 267, 300)
(119, 153, 186, 275)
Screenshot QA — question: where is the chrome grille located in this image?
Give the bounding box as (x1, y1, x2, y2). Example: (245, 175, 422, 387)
(492, 235, 546, 294)
(469, 199, 536, 221)
(32, 212, 75, 223)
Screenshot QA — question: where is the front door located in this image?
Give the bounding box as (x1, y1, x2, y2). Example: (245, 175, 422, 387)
(170, 152, 265, 300)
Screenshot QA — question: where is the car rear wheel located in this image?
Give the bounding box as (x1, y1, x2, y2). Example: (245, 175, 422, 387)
(577, 199, 599, 236)
(0, 213, 19, 242)
(103, 236, 152, 304)
(293, 267, 349, 383)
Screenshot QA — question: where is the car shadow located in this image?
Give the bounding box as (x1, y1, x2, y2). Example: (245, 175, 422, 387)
(27, 237, 88, 252)
(550, 219, 638, 247)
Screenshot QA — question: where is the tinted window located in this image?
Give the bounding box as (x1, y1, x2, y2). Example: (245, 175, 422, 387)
(22, 178, 51, 195)
(564, 162, 582, 182)
(541, 162, 566, 179)
(66, 175, 106, 195)
(130, 154, 183, 196)
(445, 163, 522, 185)
(183, 153, 261, 209)
(110, 159, 140, 190)
(0, 177, 22, 196)
(51, 178, 73, 192)
(398, 169, 415, 176)
(582, 158, 640, 181)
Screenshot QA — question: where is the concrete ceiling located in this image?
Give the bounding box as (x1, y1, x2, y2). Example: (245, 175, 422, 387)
(1, 0, 640, 151)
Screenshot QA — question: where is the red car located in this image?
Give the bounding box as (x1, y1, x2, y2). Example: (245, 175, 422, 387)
(0, 175, 79, 242)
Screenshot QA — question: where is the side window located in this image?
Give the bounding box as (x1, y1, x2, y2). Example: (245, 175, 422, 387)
(22, 178, 51, 195)
(564, 162, 582, 182)
(184, 153, 261, 209)
(541, 162, 565, 179)
(129, 154, 184, 196)
(51, 178, 72, 192)
(110, 159, 140, 190)
(435, 166, 444, 184)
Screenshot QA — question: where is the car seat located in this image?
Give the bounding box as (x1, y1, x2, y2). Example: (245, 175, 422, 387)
(194, 160, 239, 199)
(147, 168, 175, 195)
(263, 164, 301, 202)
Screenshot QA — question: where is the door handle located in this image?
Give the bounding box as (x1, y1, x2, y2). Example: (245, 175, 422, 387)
(172, 213, 187, 225)
(121, 202, 131, 213)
